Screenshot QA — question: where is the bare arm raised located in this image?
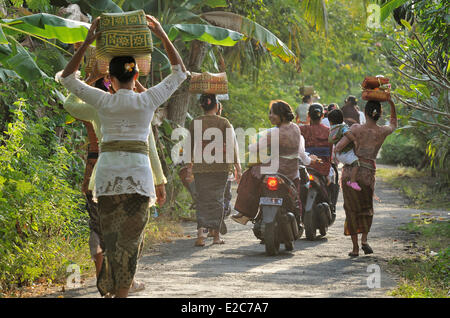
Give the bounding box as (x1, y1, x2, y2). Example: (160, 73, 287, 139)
(146, 15, 186, 72)
(62, 18, 101, 79)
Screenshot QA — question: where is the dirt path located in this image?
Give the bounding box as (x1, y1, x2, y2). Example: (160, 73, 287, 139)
(46, 165, 447, 298)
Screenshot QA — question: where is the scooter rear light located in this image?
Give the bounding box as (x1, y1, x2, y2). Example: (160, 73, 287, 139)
(266, 177, 279, 191)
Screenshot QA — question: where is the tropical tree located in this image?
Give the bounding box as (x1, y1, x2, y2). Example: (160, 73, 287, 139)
(379, 0, 449, 175)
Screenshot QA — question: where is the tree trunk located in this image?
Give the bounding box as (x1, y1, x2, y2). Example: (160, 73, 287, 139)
(167, 40, 209, 126)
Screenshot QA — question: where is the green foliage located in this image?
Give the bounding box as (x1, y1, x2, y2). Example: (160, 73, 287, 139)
(0, 78, 90, 291)
(381, 0, 449, 174)
(380, 132, 425, 167)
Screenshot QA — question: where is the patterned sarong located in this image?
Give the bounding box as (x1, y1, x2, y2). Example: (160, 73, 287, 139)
(342, 164, 375, 236)
(96, 193, 149, 296)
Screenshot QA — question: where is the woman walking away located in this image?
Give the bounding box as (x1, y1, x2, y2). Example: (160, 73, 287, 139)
(189, 94, 241, 247)
(335, 98, 397, 257)
(60, 16, 187, 297)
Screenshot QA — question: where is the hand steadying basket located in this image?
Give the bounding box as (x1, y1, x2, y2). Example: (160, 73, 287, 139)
(361, 76, 391, 102)
(189, 72, 228, 94)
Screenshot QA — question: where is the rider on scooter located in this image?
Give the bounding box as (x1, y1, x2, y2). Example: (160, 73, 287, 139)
(300, 104, 333, 177)
(232, 100, 318, 226)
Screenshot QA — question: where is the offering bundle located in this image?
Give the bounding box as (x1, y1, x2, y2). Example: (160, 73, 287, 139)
(189, 72, 228, 94)
(361, 75, 391, 102)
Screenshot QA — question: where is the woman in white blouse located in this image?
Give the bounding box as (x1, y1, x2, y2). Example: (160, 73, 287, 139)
(60, 16, 187, 298)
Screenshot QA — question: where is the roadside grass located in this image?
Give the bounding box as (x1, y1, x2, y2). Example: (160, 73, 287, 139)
(143, 215, 186, 247)
(377, 166, 450, 210)
(388, 216, 450, 298)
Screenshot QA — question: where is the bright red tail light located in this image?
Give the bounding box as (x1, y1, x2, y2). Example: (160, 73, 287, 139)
(266, 177, 279, 191)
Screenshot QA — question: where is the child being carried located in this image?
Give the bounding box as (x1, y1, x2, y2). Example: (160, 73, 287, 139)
(327, 109, 361, 191)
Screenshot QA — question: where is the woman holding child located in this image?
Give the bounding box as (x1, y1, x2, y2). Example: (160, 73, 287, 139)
(335, 98, 397, 257)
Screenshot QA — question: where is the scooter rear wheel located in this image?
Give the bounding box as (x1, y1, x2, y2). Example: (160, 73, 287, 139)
(304, 210, 317, 241)
(264, 222, 280, 256)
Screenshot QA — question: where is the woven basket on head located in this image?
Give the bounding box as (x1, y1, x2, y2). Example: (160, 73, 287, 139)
(189, 72, 228, 94)
(299, 85, 315, 96)
(362, 89, 390, 102)
(362, 76, 390, 89)
(96, 10, 153, 60)
(84, 45, 96, 75)
(95, 55, 151, 76)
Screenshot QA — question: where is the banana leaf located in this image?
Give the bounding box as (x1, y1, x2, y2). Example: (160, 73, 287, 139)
(200, 11, 297, 65)
(0, 25, 7, 44)
(1, 36, 48, 82)
(0, 67, 19, 83)
(168, 24, 243, 47)
(1, 13, 91, 44)
(71, 0, 123, 16)
(152, 47, 171, 71)
(380, 0, 410, 22)
(300, 0, 328, 34)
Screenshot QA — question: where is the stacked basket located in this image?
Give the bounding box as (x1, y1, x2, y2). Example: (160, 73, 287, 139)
(361, 76, 391, 102)
(94, 10, 153, 75)
(189, 72, 228, 94)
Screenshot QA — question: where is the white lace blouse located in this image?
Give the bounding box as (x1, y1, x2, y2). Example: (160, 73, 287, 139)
(61, 65, 187, 203)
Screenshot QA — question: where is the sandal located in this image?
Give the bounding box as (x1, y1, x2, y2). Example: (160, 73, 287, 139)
(213, 238, 225, 245)
(129, 280, 145, 294)
(195, 228, 207, 246)
(231, 213, 250, 225)
(361, 243, 374, 255)
(210, 229, 225, 245)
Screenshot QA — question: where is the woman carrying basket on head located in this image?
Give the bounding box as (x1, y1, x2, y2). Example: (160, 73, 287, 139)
(335, 97, 397, 257)
(60, 16, 187, 298)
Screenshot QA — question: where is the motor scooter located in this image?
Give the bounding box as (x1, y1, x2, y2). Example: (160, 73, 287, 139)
(252, 172, 303, 256)
(299, 163, 339, 240)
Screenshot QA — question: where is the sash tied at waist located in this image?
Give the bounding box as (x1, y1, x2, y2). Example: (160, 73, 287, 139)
(100, 140, 149, 156)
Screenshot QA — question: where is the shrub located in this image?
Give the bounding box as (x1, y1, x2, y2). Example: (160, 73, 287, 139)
(380, 133, 425, 167)
(0, 91, 90, 291)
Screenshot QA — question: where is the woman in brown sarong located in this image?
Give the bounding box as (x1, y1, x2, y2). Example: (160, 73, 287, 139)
(189, 94, 242, 246)
(335, 98, 397, 257)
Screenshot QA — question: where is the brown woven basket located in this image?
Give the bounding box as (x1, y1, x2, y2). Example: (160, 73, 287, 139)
(96, 10, 153, 60)
(362, 89, 390, 102)
(95, 54, 151, 76)
(299, 85, 315, 96)
(189, 72, 228, 94)
(135, 55, 151, 76)
(84, 45, 96, 75)
(362, 76, 390, 89)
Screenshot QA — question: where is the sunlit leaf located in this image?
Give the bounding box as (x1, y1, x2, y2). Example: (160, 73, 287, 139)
(201, 11, 298, 66)
(0, 25, 7, 44)
(380, 0, 409, 22)
(400, 19, 412, 31)
(2, 13, 91, 44)
(168, 23, 243, 47)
